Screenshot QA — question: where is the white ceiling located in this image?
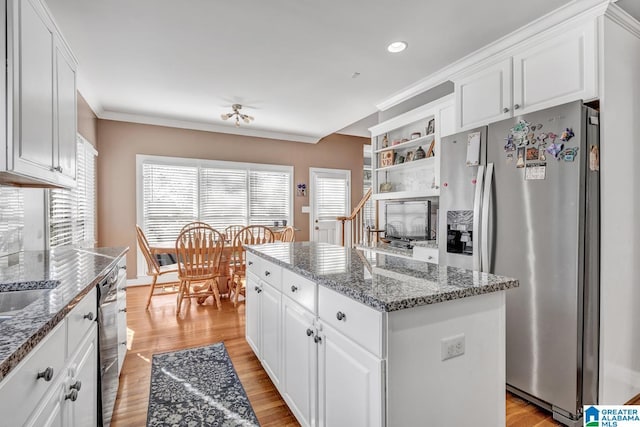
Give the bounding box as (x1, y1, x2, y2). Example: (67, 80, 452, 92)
(45, 0, 573, 142)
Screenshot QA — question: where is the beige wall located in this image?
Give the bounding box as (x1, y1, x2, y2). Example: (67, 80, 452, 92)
(77, 93, 98, 147)
(96, 119, 367, 278)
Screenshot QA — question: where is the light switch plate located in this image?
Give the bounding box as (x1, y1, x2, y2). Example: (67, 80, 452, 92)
(301, 206, 310, 213)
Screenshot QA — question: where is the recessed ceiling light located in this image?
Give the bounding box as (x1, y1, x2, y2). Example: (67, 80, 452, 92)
(387, 41, 408, 53)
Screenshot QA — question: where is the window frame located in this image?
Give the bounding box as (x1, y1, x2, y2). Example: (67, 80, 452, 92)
(136, 153, 294, 246)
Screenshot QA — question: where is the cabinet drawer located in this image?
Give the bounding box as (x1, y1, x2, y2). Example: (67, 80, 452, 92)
(318, 286, 383, 358)
(67, 287, 97, 357)
(413, 246, 439, 264)
(282, 269, 316, 313)
(259, 259, 282, 291)
(245, 251, 261, 276)
(0, 320, 66, 426)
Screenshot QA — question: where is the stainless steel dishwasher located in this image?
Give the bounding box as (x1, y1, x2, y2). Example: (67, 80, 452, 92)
(98, 264, 119, 427)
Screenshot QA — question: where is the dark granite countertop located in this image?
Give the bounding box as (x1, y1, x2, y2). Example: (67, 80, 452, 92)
(0, 246, 128, 382)
(245, 242, 518, 312)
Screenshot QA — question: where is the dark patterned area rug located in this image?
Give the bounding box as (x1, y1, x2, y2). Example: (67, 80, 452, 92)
(147, 342, 260, 427)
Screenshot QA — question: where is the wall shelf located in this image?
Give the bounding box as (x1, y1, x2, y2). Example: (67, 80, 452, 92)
(376, 156, 436, 172)
(373, 133, 435, 153)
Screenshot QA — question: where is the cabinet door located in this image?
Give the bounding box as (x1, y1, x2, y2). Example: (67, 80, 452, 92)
(455, 58, 512, 130)
(513, 22, 597, 115)
(55, 42, 77, 183)
(13, 0, 54, 177)
(260, 282, 281, 386)
(25, 382, 66, 427)
(116, 261, 127, 375)
(282, 296, 317, 427)
(245, 273, 261, 356)
(68, 326, 98, 427)
(318, 323, 382, 427)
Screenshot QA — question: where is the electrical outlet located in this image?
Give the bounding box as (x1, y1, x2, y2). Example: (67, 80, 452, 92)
(441, 334, 465, 361)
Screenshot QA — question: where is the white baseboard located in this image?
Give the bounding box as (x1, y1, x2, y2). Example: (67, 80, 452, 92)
(127, 277, 152, 287)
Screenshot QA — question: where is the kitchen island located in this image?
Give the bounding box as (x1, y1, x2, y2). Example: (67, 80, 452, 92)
(244, 241, 518, 427)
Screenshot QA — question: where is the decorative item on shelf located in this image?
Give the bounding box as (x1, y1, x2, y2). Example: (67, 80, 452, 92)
(379, 181, 393, 193)
(296, 182, 307, 197)
(381, 133, 389, 148)
(426, 118, 435, 135)
(220, 104, 254, 127)
(410, 132, 421, 140)
(414, 146, 426, 160)
(406, 151, 414, 162)
(392, 139, 401, 146)
(394, 155, 405, 165)
(380, 150, 394, 167)
(425, 138, 436, 158)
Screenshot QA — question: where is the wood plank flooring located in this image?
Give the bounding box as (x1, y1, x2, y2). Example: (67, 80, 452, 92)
(113, 286, 559, 426)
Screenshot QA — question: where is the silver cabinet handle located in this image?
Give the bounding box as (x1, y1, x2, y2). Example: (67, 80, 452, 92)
(248, 261, 253, 266)
(69, 380, 82, 391)
(314, 335, 322, 343)
(120, 341, 127, 346)
(306, 328, 314, 337)
(427, 256, 433, 260)
(65, 390, 78, 401)
(119, 265, 127, 271)
(336, 311, 346, 321)
(514, 104, 520, 110)
(37, 367, 54, 382)
(503, 107, 509, 113)
(264, 271, 271, 276)
(254, 286, 262, 294)
(119, 308, 127, 313)
(54, 166, 63, 173)
(291, 285, 298, 293)
(83, 312, 94, 321)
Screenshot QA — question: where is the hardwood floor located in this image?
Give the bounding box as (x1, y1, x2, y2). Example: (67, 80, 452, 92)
(113, 286, 559, 426)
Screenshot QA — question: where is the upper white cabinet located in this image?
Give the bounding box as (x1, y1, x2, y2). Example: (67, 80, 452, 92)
(454, 20, 597, 131)
(512, 22, 597, 115)
(0, 0, 78, 187)
(455, 58, 512, 130)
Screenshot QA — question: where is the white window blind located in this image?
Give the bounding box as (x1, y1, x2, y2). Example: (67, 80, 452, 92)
(0, 187, 24, 256)
(139, 156, 293, 243)
(315, 176, 347, 220)
(199, 168, 248, 229)
(49, 137, 97, 248)
(249, 170, 291, 225)
(142, 163, 197, 244)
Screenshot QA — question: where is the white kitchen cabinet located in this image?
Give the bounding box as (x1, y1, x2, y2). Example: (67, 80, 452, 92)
(413, 246, 439, 264)
(454, 20, 597, 131)
(260, 280, 281, 387)
(2, 287, 99, 427)
(317, 322, 383, 427)
(454, 58, 513, 130)
(513, 22, 597, 115)
(0, 0, 78, 187)
(245, 272, 261, 356)
(282, 295, 317, 427)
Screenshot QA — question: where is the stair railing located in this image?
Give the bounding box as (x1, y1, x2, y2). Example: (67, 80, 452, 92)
(337, 188, 373, 247)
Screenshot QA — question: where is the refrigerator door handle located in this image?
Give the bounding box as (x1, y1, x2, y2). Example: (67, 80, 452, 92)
(473, 165, 485, 271)
(481, 163, 494, 273)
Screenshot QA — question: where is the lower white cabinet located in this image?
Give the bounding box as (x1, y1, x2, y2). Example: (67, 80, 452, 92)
(260, 281, 281, 386)
(281, 296, 317, 427)
(413, 246, 439, 264)
(245, 272, 261, 356)
(317, 323, 382, 427)
(0, 287, 99, 427)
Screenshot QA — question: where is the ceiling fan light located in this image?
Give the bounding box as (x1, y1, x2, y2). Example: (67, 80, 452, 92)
(243, 116, 250, 123)
(220, 104, 254, 126)
(221, 113, 229, 120)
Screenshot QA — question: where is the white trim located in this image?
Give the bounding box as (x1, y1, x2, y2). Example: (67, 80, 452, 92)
(374, 0, 611, 111)
(369, 94, 454, 136)
(100, 110, 322, 144)
(127, 277, 153, 287)
(606, 3, 640, 38)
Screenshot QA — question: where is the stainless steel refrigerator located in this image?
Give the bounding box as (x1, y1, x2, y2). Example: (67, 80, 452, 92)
(439, 100, 600, 426)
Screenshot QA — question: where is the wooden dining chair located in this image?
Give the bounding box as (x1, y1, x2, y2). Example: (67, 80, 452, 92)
(279, 226, 296, 242)
(136, 225, 180, 309)
(229, 225, 275, 306)
(175, 225, 226, 314)
(224, 224, 245, 244)
(180, 221, 213, 233)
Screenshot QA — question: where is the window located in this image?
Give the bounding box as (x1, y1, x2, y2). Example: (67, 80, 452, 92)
(0, 187, 24, 256)
(138, 155, 293, 244)
(49, 136, 98, 248)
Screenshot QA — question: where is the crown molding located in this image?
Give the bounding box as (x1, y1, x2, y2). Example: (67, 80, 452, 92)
(606, 3, 640, 38)
(375, 0, 612, 112)
(98, 110, 322, 144)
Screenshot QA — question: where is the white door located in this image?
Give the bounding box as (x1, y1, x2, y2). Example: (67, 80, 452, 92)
(282, 296, 317, 427)
(310, 168, 350, 244)
(260, 281, 281, 387)
(69, 329, 98, 427)
(317, 323, 382, 427)
(245, 272, 261, 356)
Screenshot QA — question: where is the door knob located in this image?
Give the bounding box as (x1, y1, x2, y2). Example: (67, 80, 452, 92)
(83, 312, 94, 321)
(315, 226, 319, 230)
